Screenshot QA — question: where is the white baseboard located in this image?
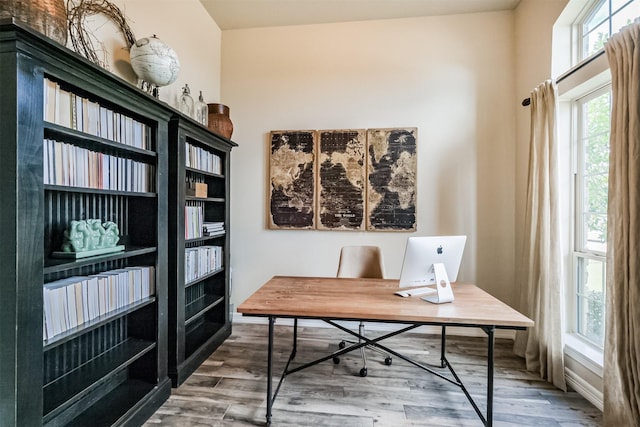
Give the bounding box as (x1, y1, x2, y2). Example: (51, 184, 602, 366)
(565, 368, 604, 411)
(232, 312, 516, 340)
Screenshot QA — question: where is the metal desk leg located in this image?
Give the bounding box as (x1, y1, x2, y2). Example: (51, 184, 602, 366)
(292, 318, 298, 359)
(266, 316, 275, 426)
(486, 326, 495, 426)
(440, 325, 447, 368)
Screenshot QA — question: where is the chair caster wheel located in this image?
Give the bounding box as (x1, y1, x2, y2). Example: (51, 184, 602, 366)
(339, 341, 346, 349)
(333, 356, 340, 364)
(385, 357, 392, 365)
(360, 368, 368, 377)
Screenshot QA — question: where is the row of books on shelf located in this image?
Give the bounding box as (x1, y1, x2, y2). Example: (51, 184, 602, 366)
(185, 205, 204, 240)
(43, 138, 155, 192)
(184, 205, 225, 239)
(186, 142, 222, 174)
(43, 78, 151, 150)
(43, 266, 156, 341)
(185, 246, 223, 284)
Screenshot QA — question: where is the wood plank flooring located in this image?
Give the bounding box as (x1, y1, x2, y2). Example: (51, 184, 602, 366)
(145, 323, 603, 426)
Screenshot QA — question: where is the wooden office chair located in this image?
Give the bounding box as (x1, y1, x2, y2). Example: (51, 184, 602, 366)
(334, 245, 392, 377)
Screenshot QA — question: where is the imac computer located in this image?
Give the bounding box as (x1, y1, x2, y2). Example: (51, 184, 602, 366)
(395, 235, 467, 303)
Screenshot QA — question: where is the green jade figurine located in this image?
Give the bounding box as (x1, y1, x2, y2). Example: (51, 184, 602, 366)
(55, 219, 125, 259)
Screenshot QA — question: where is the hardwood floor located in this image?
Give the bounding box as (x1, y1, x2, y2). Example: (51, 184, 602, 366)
(145, 322, 603, 426)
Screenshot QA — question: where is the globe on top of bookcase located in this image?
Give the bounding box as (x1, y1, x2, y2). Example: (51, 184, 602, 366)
(129, 35, 180, 88)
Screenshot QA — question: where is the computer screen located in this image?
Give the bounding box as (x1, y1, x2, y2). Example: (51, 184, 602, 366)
(398, 235, 467, 288)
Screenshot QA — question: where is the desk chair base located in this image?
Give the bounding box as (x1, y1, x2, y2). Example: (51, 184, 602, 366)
(332, 322, 392, 377)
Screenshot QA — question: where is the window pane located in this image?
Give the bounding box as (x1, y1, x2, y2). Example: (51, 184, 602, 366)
(578, 89, 610, 254)
(612, 2, 640, 33)
(583, 210, 608, 251)
(577, 295, 605, 346)
(582, 170, 608, 253)
(584, 134, 610, 176)
(584, 173, 609, 212)
(576, 257, 606, 347)
(584, 91, 611, 136)
(611, 0, 637, 14)
(612, 0, 633, 11)
(586, 0, 609, 32)
(584, 20, 610, 57)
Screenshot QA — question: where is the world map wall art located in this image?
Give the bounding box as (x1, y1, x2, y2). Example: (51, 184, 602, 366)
(268, 127, 417, 231)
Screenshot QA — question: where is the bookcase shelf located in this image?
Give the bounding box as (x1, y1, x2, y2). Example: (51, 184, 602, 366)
(44, 246, 157, 274)
(61, 379, 159, 427)
(184, 320, 227, 357)
(185, 294, 225, 324)
(185, 166, 224, 179)
(0, 20, 171, 426)
(168, 116, 236, 387)
(43, 297, 156, 349)
(44, 185, 157, 197)
(185, 233, 226, 244)
(185, 268, 224, 288)
(185, 196, 226, 203)
(43, 337, 155, 419)
(44, 122, 158, 160)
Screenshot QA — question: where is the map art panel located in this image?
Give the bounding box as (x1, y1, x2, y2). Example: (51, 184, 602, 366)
(317, 129, 366, 230)
(268, 130, 316, 229)
(366, 128, 417, 231)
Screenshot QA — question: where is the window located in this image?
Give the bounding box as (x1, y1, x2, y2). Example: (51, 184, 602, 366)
(557, 0, 639, 354)
(579, 0, 640, 60)
(572, 86, 611, 347)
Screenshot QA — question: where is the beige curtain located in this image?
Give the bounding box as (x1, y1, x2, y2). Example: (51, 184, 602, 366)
(514, 80, 567, 392)
(603, 22, 640, 427)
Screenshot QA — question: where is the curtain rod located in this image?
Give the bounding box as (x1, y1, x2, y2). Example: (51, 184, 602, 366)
(521, 49, 606, 106)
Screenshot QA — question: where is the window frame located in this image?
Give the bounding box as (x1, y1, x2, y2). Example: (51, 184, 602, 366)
(569, 69, 611, 350)
(557, 0, 640, 358)
(577, 0, 608, 61)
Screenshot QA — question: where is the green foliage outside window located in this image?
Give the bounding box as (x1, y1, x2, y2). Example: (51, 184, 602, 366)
(586, 290, 605, 346)
(576, 88, 610, 347)
(583, 92, 610, 249)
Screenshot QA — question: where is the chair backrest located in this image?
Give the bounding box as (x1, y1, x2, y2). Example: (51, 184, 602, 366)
(336, 246, 385, 279)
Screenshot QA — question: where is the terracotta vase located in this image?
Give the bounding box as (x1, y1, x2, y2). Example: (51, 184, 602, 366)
(207, 103, 233, 139)
(1, 0, 68, 46)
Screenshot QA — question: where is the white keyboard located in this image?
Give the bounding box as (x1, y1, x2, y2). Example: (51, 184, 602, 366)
(394, 286, 436, 298)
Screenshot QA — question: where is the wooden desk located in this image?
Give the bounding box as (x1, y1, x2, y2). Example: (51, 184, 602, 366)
(238, 276, 534, 426)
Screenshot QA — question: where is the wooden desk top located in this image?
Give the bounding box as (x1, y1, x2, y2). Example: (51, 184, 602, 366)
(237, 276, 534, 329)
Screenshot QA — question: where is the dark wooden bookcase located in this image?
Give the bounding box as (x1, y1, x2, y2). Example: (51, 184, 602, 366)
(0, 20, 171, 426)
(167, 116, 236, 387)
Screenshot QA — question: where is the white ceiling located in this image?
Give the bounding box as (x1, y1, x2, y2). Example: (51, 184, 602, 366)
(200, 0, 522, 30)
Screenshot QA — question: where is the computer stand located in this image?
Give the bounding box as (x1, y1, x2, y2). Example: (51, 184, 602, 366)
(421, 262, 455, 304)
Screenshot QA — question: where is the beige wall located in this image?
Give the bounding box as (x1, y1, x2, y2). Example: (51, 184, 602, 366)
(74, 0, 223, 109)
(73, 0, 569, 315)
(221, 12, 518, 309)
(68, 0, 569, 314)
